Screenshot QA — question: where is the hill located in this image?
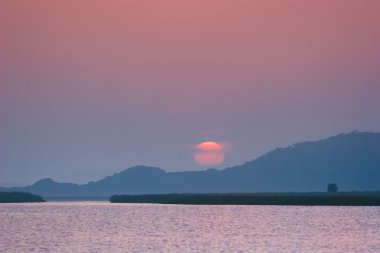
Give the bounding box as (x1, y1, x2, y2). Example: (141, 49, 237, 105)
(2, 131, 380, 196)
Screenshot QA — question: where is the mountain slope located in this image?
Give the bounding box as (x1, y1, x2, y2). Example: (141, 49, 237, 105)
(3, 131, 380, 196)
(223, 131, 380, 191)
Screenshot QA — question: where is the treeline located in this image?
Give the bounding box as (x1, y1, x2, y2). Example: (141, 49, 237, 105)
(110, 193, 380, 206)
(0, 192, 45, 203)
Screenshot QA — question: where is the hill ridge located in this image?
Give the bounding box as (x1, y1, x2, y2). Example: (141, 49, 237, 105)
(1, 131, 379, 196)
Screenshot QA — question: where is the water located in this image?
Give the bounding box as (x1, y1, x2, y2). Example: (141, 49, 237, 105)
(1, 202, 380, 252)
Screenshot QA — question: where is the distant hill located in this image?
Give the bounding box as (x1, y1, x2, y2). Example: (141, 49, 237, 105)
(2, 131, 380, 196)
(2, 178, 81, 196)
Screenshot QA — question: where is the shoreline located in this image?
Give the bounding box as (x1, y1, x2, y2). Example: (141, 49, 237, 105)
(110, 193, 380, 206)
(0, 192, 45, 203)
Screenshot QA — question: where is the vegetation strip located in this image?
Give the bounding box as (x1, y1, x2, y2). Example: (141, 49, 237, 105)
(0, 192, 45, 203)
(110, 193, 380, 206)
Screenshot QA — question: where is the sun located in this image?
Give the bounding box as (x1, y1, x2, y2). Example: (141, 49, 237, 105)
(194, 141, 224, 167)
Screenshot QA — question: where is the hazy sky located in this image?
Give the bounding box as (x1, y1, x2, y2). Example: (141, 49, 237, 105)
(1, 0, 380, 186)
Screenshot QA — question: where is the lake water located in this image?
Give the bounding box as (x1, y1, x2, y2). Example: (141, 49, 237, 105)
(1, 202, 380, 252)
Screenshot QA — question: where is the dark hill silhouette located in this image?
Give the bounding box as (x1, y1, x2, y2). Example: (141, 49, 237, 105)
(4, 178, 80, 196)
(2, 131, 380, 196)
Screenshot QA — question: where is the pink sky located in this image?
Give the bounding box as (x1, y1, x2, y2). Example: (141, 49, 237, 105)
(0, 1, 379, 185)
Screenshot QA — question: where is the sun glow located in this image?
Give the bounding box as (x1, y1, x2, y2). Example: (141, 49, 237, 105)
(194, 141, 224, 167)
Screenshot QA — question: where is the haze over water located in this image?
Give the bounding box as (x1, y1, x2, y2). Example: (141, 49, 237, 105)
(1, 202, 380, 252)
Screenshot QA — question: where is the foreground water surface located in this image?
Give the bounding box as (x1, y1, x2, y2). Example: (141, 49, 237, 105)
(1, 202, 380, 252)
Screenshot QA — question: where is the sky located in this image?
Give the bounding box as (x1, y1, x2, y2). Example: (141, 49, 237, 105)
(1, 0, 380, 186)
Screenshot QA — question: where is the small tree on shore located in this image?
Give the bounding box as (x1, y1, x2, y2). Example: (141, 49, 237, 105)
(327, 183, 338, 193)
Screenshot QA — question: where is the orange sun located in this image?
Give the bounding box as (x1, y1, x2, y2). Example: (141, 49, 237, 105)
(194, 141, 224, 167)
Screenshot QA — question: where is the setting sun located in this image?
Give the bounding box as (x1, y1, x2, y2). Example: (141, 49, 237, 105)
(194, 141, 224, 167)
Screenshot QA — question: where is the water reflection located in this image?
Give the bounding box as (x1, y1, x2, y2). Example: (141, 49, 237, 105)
(1, 202, 380, 252)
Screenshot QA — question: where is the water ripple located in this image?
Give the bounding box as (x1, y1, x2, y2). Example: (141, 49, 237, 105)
(1, 202, 380, 252)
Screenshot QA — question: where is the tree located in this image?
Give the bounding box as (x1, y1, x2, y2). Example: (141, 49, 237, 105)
(327, 183, 338, 193)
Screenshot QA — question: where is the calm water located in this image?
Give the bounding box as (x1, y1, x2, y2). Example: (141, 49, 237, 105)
(1, 202, 380, 252)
